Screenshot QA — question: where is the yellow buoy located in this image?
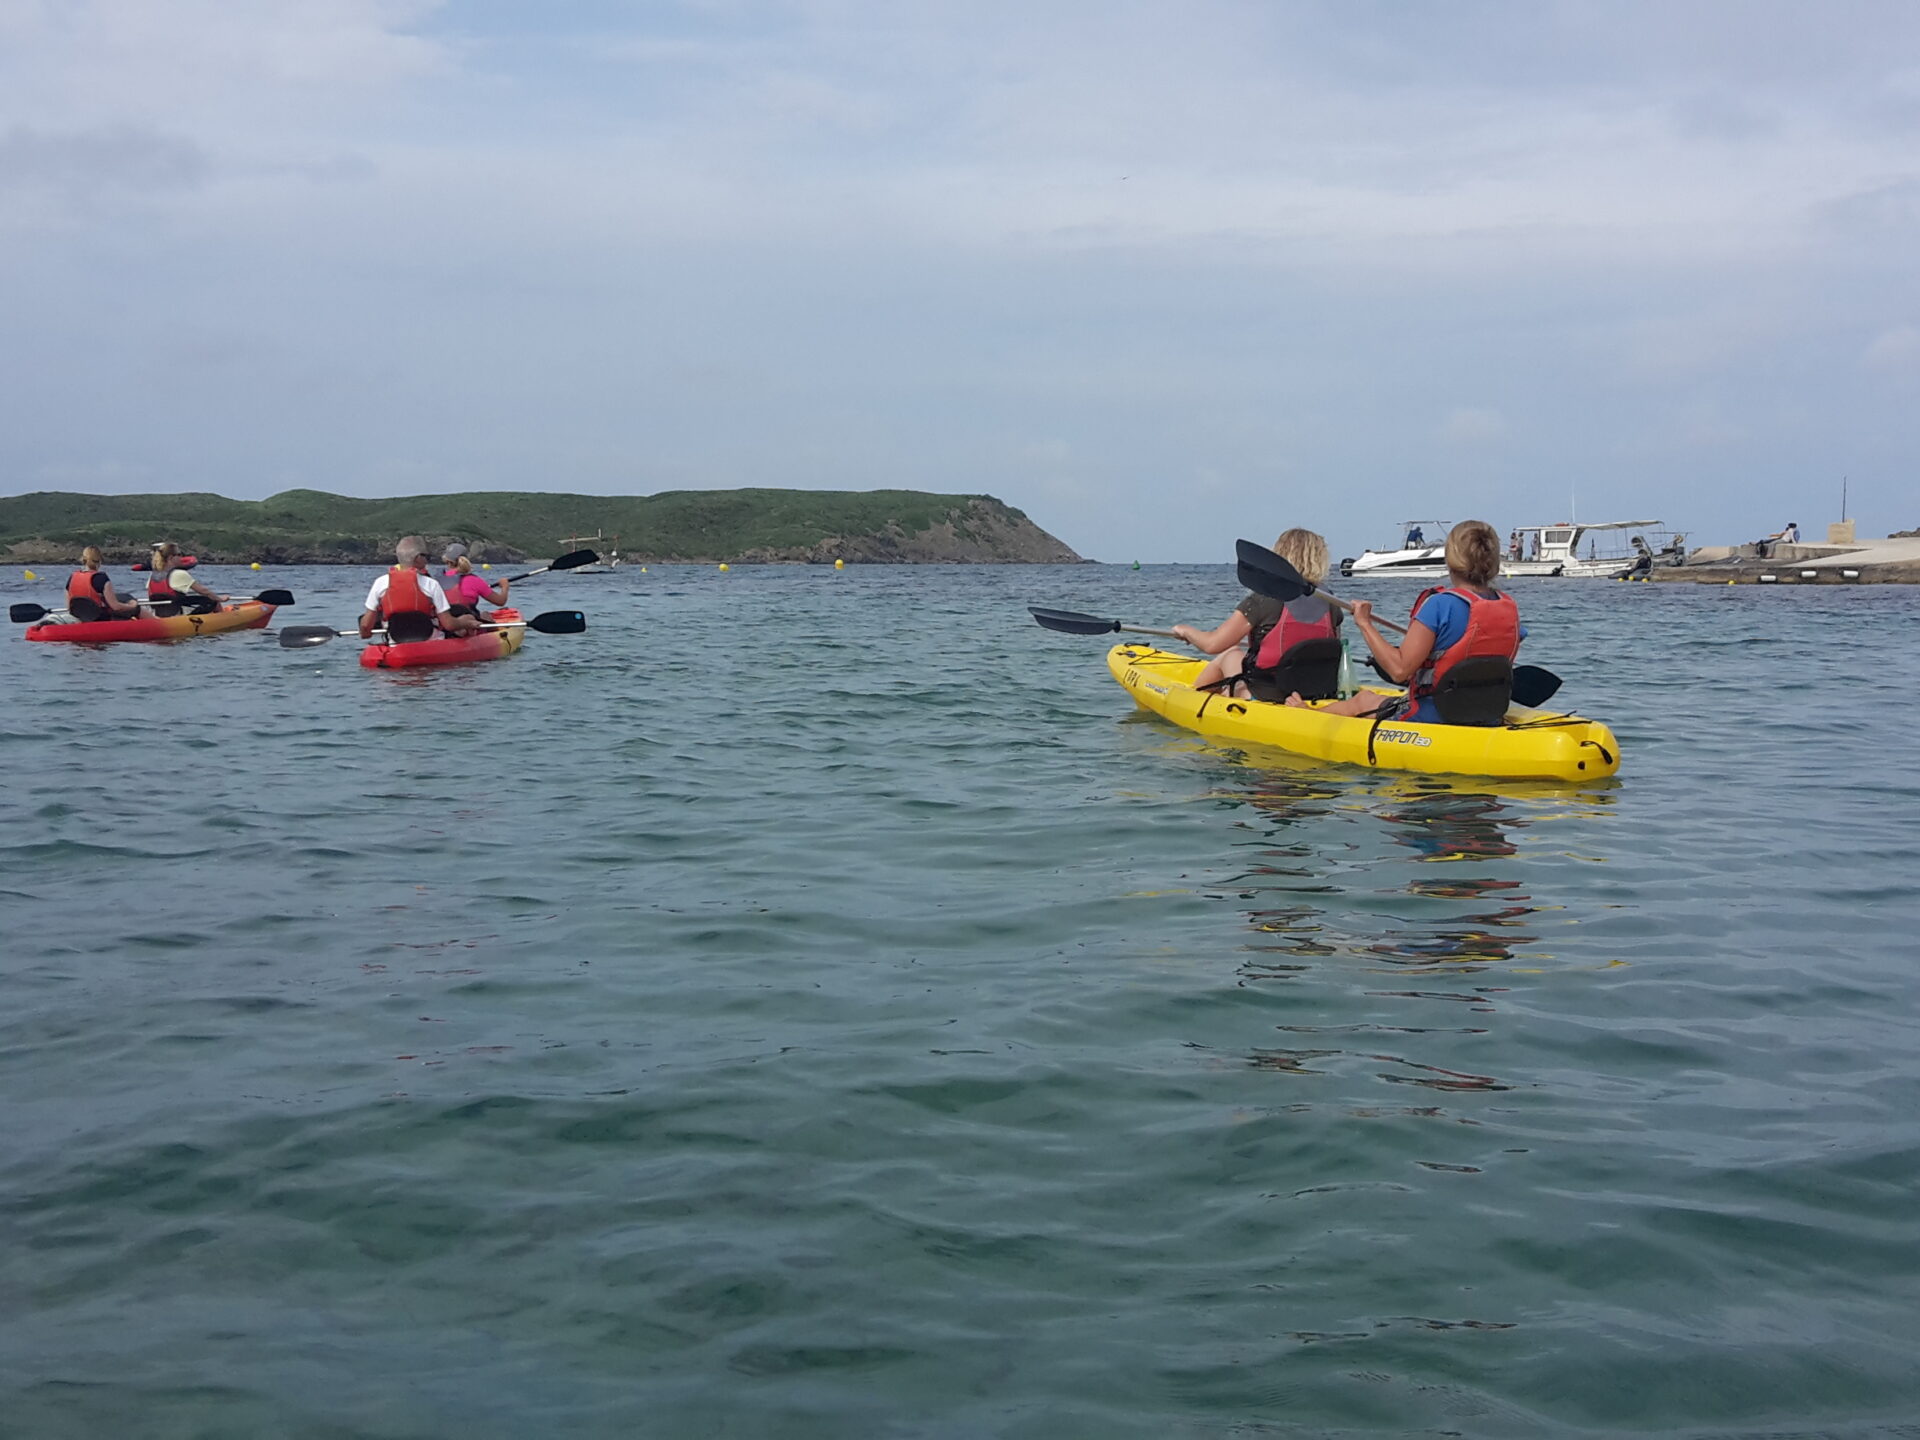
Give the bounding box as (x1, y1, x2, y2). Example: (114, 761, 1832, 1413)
(834, 558, 845, 569)
(23, 569, 37, 580)
(482, 563, 491, 570)
(718, 563, 730, 572)
(250, 561, 262, 571)
(1727, 579, 1735, 586)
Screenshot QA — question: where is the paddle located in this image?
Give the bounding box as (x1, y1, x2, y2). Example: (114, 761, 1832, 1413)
(1029, 606, 1183, 639)
(500, 550, 598, 583)
(278, 610, 587, 649)
(1234, 539, 1564, 709)
(10, 590, 294, 625)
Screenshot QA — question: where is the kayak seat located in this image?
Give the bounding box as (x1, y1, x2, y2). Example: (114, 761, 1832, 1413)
(67, 595, 107, 622)
(1245, 638, 1342, 704)
(1431, 657, 1514, 727)
(386, 611, 438, 643)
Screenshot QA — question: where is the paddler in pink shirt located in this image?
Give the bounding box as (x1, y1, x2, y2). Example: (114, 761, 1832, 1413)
(441, 542, 509, 623)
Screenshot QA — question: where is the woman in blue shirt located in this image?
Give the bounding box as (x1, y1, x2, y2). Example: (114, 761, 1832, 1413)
(1293, 520, 1524, 724)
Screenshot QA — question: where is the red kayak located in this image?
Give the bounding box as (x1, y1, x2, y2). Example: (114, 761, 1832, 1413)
(26, 600, 275, 644)
(359, 609, 527, 669)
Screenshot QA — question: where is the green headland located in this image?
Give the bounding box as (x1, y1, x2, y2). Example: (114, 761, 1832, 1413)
(0, 488, 1083, 565)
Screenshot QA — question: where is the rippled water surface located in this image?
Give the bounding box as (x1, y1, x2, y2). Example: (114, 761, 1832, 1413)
(3, 563, 1917, 1439)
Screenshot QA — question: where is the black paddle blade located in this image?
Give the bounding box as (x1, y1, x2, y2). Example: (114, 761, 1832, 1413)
(254, 589, 295, 607)
(1029, 606, 1122, 636)
(279, 625, 343, 648)
(549, 549, 598, 572)
(1512, 665, 1562, 708)
(527, 610, 586, 634)
(1234, 539, 1313, 603)
(10, 602, 50, 624)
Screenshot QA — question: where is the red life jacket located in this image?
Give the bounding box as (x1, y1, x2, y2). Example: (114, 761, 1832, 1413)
(1408, 585, 1521, 706)
(67, 571, 106, 605)
(1250, 596, 1338, 670)
(148, 573, 175, 600)
(381, 565, 435, 618)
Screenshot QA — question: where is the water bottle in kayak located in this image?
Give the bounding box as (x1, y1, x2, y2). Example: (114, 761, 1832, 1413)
(1337, 640, 1354, 698)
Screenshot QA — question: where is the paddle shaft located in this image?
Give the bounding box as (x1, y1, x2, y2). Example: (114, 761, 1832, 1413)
(499, 549, 597, 584)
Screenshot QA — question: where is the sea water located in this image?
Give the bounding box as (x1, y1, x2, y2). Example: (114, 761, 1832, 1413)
(2, 563, 1917, 1438)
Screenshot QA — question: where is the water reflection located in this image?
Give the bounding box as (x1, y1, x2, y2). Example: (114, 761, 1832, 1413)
(1208, 762, 1616, 1099)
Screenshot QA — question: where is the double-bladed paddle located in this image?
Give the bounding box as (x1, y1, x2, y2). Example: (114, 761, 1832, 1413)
(1028, 606, 1183, 639)
(500, 550, 598, 583)
(1234, 539, 1563, 708)
(278, 610, 587, 649)
(9, 589, 295, 625)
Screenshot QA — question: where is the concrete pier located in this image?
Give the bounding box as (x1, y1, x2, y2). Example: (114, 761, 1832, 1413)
(1650, 535, 1920, 584)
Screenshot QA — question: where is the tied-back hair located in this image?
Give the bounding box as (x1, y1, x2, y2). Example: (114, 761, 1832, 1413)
(150, 542, 176, 573)
(1446, 520, 1502, 587)
(454, 556, 473, 576)
(1271, 528, 1330, 586)
(80, 546, 104, 570)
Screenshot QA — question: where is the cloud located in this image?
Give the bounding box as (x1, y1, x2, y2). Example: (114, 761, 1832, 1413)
(1439, 408, 1508, 445)
(5, 2, 1920, 555)
(1863, 323, 1920, 372)
(0, 123, 208, 196)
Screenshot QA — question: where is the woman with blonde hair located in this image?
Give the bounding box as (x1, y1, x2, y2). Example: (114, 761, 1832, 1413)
(145, 542, 222, 615)
(1171, 528, 1343, 700)
(440, 542, 509, 621)
(65, 546, 143, 621)
(1299, 520, 1525, 725)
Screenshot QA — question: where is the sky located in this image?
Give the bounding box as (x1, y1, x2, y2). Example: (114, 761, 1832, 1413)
(2, 1, 1917, 562)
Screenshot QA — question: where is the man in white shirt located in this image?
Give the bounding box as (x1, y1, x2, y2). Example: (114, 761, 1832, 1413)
(359, 536, 481, 640)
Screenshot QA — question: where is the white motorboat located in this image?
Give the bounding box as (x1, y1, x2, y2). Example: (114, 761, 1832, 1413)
(1338, 521, 1451, 579)
(1341, 519, 1684, 579)
(1507, 520, 1683, 578)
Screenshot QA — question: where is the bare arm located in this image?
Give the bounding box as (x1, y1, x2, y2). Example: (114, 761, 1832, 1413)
(1351, 601, 1436, 685)
(1170, 611, 1251, 655)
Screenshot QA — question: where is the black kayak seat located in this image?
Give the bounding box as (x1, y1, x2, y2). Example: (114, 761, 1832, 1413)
(67, 595, 107, 622)
(1245, 637, 1343, 704)
(1430, 656, 1515, 726)
(385, 611, 437, 643)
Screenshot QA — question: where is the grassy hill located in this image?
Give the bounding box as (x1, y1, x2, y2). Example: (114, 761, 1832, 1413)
(0, 488, 1083, 564)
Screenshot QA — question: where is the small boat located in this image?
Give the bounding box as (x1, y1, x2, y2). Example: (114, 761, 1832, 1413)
(1506, 520, 1682, 578)
(360, 608, 527, 669)
(1339, 521, 1451, 579)
(25, 599, 277, 644)
(1341, 520, 1682, 579)
(1106, 644, 1619, 783)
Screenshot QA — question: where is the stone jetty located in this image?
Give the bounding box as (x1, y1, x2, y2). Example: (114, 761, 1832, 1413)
(1652, 527, 1920, 584)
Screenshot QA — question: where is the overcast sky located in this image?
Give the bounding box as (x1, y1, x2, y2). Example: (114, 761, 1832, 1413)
(3, 1, 1917, 561)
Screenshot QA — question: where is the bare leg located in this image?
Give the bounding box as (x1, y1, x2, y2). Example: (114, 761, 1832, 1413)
(1190, 648, 1251, 695)
(1194, 647, 1248, 693)
(1289, 687, 1392, 715)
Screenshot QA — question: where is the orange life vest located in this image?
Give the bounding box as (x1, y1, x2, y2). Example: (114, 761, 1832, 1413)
(1408, 586, 1521, 708)
(67, 571, 106, 605)
(381, 565, 435, 618)
(1250, 596, 1338, 670)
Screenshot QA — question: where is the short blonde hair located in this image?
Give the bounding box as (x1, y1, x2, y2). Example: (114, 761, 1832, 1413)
(1446, 520, 1502, 586)
(80, 545, 104, 569)
(1271, 528, 1330, 585)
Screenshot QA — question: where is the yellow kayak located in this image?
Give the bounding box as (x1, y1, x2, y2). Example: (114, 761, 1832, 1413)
(1106, 644, 1621, 782)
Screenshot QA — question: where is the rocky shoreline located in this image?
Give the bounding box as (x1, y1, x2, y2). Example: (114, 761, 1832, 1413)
(1650, 534, 1920, 584)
